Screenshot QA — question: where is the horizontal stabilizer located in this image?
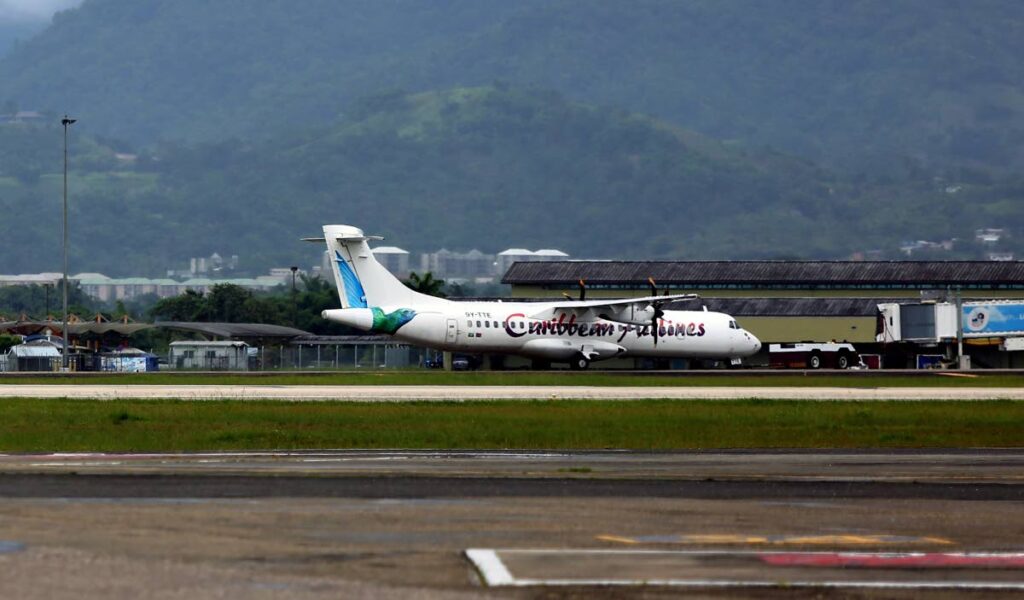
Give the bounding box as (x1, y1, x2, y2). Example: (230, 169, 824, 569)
(301, 234, 384, 243)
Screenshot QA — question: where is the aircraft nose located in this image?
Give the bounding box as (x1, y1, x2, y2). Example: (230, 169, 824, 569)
(746, 332, 761, 354)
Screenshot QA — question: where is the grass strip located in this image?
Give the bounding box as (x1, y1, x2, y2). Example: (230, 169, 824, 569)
(0, 398, 1021, 452)
(2, 371, 1023, 387)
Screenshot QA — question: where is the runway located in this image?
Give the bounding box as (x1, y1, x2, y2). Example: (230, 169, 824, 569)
(2, 383, 1024, 400)
(0, 451, 1023, 597)
(3, 449, 1024, 485)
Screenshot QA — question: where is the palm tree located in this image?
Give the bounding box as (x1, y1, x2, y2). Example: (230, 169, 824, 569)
(404, 271, 447, 297)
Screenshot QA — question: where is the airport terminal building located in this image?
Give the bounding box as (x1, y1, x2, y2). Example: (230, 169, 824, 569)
(503, 260, 1024, 368)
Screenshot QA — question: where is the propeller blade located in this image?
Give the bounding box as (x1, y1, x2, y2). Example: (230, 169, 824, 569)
(578, 279, 586, 301)
(652, 302, 665, 346)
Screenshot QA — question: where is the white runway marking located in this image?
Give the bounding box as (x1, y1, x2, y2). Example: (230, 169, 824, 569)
(466, 548, 1024, 589)
(1, 384, 1023, 400)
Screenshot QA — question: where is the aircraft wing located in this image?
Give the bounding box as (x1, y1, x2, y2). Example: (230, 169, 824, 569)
(543, 294, 699, 310)
(530, 294, 701, 320)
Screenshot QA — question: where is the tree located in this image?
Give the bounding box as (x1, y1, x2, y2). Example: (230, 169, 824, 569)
(149, 289, 209, 322)
(404, 271, 446, 297)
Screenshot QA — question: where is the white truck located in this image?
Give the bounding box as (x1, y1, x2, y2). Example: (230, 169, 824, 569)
(768, 342, 860, 369)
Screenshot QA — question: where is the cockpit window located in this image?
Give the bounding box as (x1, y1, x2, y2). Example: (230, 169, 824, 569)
(729, 320, 739, 329)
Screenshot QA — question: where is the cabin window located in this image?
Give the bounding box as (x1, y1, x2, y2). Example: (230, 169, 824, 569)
(476, 320, 481, 328)
(485, 321, 490, 328)
(493, 321, 499, 328)
(466, 320, 472, 328)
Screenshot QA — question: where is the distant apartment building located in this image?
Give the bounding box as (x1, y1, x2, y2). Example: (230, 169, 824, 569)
(72, 271, 292, 302)
(495, 248, 569, 277)
(372, 247, 411, 279)
(0, 273, 62, 287)
(419, 249, 495, 282)
(976, 228, 1006, 244)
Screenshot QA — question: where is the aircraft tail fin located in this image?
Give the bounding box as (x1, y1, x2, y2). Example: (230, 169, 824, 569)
(319, 225, 445, 309)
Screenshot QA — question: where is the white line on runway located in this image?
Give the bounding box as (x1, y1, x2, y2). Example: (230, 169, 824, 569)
(466, 548, 1024, 589)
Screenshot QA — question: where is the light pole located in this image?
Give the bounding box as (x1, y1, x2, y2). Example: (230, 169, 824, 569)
(290, 266, 299, 327)
(61, 115, 76, 370)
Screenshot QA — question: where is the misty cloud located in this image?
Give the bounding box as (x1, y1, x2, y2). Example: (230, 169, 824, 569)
(0, 0, 83, 23)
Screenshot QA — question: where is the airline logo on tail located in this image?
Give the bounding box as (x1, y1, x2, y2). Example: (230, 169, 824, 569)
(371, 307, 416, 334)
(335, 250, 368, 308)
(334, 250, 416, 334)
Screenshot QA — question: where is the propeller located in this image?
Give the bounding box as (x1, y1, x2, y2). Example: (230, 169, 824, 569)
(563, 279, 588, 301)
(647, 278, 665, 346)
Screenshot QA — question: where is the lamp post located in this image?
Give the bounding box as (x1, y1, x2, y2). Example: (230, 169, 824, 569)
(290, 266, 299, 327)
(61, 115, 76, 370)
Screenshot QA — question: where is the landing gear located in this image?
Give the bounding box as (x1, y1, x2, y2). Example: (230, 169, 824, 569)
(570, 355, 591, 371)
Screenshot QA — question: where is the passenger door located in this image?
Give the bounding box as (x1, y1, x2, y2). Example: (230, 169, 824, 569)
(446, 318, 458, 344)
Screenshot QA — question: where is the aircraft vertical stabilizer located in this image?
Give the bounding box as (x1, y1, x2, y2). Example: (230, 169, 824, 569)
(322, 225, 445, 309)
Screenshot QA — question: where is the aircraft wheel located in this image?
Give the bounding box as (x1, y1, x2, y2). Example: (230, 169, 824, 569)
(570, 356, 591, 371)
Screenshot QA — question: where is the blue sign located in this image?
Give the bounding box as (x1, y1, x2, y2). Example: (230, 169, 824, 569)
(962, 303, 1024, 336)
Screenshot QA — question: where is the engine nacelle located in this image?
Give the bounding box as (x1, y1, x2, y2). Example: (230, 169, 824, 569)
(598, 304, 657, 327)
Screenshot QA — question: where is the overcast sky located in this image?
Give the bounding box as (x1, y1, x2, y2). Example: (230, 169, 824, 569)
(0, 0, 83, 23)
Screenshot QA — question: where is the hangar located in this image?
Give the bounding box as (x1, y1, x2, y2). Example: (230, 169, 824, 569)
(503, 260, 1024, 368)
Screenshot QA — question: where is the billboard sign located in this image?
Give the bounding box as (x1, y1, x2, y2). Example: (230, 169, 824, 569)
(962, 303, 1024, 337)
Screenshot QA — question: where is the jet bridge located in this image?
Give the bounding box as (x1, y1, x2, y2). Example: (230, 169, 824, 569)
(876, 299, 1024, 367)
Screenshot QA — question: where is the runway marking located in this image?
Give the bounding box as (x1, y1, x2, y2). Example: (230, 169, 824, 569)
(465, 549, 514, 585)
(761, 552, 1024, 568)
(596, 533, 954, 546)
(466, 548, 1024, 589)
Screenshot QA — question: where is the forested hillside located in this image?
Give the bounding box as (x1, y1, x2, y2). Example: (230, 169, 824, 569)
(4, 86, 1023, 275)
(2, 0, 1023, 172)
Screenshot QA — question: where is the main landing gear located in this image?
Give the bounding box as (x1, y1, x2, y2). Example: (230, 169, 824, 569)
(570, 355, 591, 371)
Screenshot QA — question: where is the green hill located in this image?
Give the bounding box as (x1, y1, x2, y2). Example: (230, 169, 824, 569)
(4, 86, 1022, 275)
(2, 0, 1023, 172)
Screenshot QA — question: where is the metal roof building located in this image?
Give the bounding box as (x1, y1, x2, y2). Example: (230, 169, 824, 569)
(503, 261, 1024, 298)
(501, 261, 1024, 359)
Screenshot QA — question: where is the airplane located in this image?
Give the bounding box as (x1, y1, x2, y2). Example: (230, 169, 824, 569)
(307, 224, 761, 369)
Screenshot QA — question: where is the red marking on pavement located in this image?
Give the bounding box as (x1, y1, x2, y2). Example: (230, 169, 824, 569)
(760, 552, 1024, 569)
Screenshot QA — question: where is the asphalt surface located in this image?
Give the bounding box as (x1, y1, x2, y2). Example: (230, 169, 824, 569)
(0, 451, 1023, 598)
(2, 383, 1024, 399)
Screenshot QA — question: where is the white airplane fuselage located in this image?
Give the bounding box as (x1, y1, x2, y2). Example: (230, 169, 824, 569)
(315, 224, 761, 367)
(323, 300, 760, 362)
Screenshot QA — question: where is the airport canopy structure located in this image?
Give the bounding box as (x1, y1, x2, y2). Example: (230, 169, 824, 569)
(154, 322, 310, 341)
(0, 320, 310, 343)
